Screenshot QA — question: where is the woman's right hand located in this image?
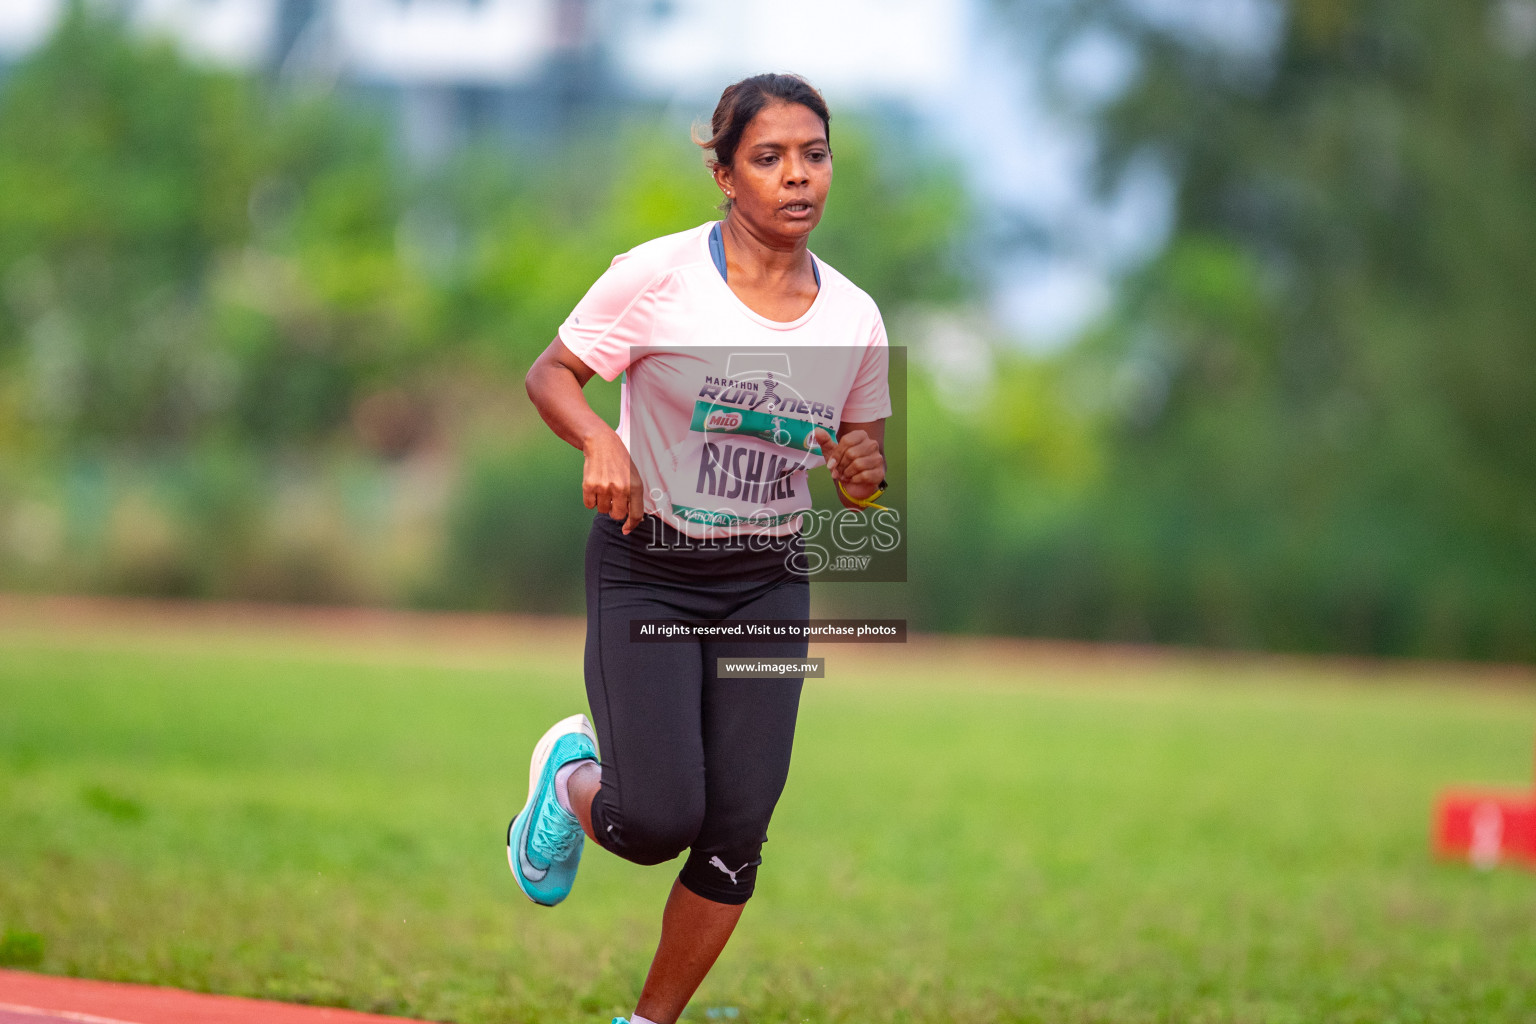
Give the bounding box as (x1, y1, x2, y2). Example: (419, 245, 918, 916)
(525, 338, 647, 536)
(583, 429, 647, 535)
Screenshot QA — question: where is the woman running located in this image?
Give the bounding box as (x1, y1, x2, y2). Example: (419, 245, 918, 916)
(514, 73, 890, 1024)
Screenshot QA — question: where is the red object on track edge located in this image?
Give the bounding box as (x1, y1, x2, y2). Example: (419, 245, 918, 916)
(1431, 734, 1536, 870)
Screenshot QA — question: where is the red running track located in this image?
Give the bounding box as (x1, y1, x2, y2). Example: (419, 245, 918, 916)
(0, 971, 436, 1024)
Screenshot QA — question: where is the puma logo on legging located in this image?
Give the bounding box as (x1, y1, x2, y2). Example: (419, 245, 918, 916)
(709, 856, 748, 885)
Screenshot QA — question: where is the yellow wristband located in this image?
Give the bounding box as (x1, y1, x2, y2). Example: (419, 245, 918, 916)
(836, 479, 891, 511)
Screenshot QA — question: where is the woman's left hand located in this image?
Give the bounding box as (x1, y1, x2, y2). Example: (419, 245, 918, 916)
(813, 427, 885, 504)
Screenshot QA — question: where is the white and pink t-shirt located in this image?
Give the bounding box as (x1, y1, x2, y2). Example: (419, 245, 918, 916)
(558, 222, 891, 539)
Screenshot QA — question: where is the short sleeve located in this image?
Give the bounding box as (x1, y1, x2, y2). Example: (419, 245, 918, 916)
(557, 251, 664, 382)
(840, 311, 893, 422)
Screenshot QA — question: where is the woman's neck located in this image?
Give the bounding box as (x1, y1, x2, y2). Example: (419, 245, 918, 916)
(720, 213, 812, 286)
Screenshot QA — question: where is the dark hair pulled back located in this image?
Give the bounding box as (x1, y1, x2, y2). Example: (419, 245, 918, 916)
(695, 73, 831, 211)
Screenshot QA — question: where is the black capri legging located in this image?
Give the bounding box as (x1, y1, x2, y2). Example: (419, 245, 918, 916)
(583, 513, 809, 905)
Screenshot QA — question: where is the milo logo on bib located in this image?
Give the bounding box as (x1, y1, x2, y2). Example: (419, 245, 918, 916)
(690, 400, 834, 455)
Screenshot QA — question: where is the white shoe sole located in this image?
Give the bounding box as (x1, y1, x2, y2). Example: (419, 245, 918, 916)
(525, 713, 598, 806)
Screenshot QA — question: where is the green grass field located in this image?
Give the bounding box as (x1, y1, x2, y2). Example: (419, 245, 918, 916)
(1, 601, 1534, 1024)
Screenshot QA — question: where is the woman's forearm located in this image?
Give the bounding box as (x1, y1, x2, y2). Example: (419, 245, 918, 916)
(525, 342, 614, 452)
(526, 338, 644, 531)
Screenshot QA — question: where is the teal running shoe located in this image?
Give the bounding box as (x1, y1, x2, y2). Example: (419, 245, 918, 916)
(507, 713, 597, 906)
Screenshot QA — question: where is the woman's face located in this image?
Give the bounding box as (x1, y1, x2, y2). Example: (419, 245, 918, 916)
(716, 100, 832, 242)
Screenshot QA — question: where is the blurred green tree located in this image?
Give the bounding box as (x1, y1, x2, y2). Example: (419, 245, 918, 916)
(0, 1, 258, 447)
(983, 0, 1536, 658)
(0, 1, 418, 451)
(0, 5, 983, 613)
